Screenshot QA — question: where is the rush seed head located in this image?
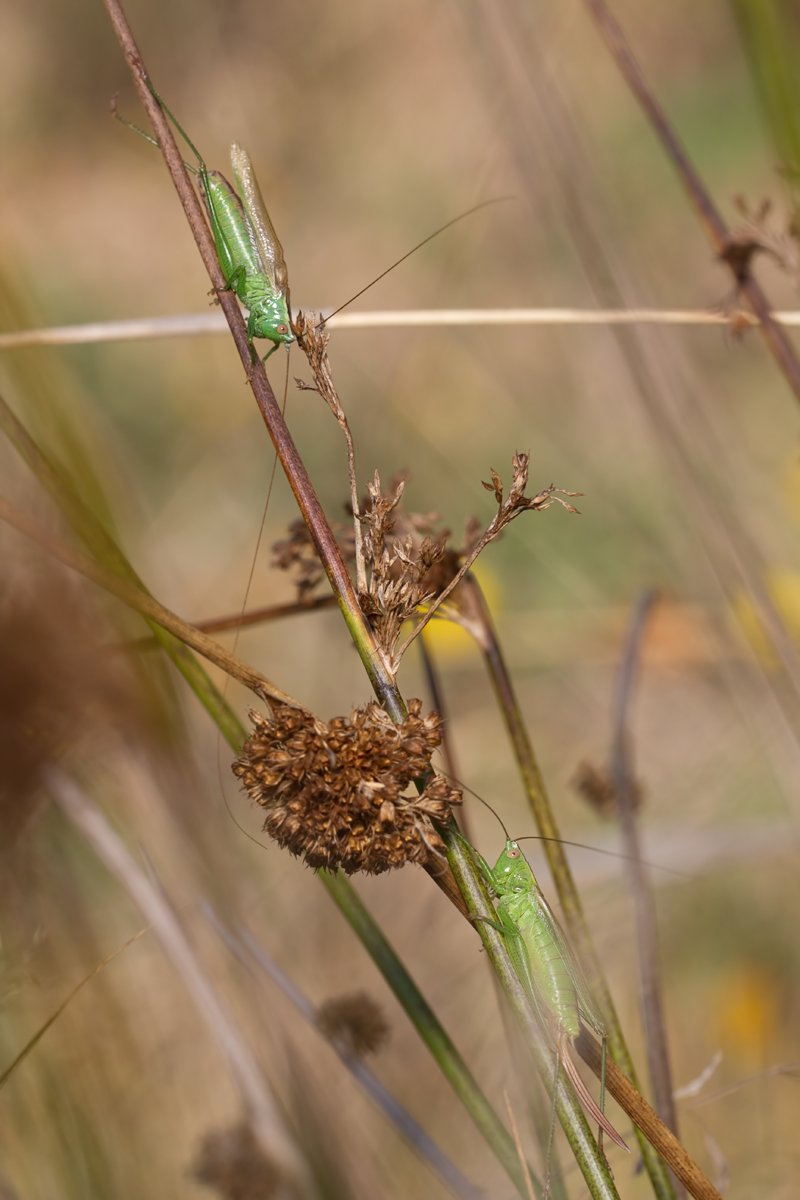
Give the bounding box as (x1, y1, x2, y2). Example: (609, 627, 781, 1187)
(232, 699, 462, 874)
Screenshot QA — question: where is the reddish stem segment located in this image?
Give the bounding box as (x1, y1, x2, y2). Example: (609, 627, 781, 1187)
(583, 0, 800, 407)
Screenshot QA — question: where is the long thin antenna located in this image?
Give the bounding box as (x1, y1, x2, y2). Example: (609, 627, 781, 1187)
(514, 836, 691, 880)
(444, 771, 690, 877)
(321, 197, 513, 324)
(454, 780, 511, 840)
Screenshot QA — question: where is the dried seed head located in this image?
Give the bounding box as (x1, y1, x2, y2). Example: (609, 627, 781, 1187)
(315, 992, 390, 1058)
(193, 1123, 279, 1200)
(572, 760, 644, 818)
(232, 700, 461, 874)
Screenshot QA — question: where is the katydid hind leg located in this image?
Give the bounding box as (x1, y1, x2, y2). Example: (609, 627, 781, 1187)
(556, 1030, 628, 1153)
(223, 263, 247, 297)
(146, 84, 206, 168)
(112, 99, 199, 177)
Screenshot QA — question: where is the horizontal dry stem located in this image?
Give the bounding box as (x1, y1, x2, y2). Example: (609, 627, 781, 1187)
(0, 307, 794, 349)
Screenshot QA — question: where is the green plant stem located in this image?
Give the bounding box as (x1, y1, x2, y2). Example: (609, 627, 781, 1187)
(729, 0, 800, 202)
(464, 575, 675, 1200)
(320, 867, 539, 1200)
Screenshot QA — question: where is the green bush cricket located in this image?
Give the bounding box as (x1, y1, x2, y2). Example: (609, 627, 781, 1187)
(114, 94, 293, 365)
(469, 835, 629, 1192)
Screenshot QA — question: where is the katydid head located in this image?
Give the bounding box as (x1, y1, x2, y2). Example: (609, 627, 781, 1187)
(250, 299, 295, 348)
(492, 839, 536, 893)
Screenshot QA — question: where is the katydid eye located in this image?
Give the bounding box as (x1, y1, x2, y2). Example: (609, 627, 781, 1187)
(507, 849, 519, 859)
(277, 324, 288, 334)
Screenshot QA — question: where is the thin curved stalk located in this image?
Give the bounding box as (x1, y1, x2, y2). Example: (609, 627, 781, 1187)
(610, 593, 678, 1141)
(48, 770, 314, 1198)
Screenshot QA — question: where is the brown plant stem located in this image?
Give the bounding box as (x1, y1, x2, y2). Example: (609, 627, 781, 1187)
(583, 0, 800, 407)
(575, 1030, 722, 1200)
(101, 0, 395, 715)
(101, 0, 472, 916)
(610, 592, 680, 1162)
(126, 595, 338, 649)
(195, 594, 339, 634)
(0, 494, 297, 709)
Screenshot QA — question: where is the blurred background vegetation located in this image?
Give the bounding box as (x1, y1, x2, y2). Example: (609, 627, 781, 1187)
(2, 0, 800, 1196)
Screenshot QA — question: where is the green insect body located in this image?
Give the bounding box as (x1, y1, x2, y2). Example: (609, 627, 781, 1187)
(119, 93, 293, 363)
(479, 840, 628, 1155)
(202, 143, 293, 359)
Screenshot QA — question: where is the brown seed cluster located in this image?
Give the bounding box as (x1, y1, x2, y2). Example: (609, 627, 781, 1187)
(572, 760, 644, 818)
(193, 1123, 278, 1200)
(232, 699, 461, 874)
(315, 992, 390, 1059)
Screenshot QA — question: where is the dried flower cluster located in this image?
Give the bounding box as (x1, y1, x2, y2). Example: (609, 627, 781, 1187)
(282, 312, 581, 672)
(193, 1124, 278, 1200)
(572, 760, 644, 818)
(316, 992, 390, 1058)
(480, 453, 581, 523)
(272, 472, 473, 611)
(272, 456, 579, 673)
(232, 699, 461, 874)
(720, 197, 800, 318)
(272, 517, 352, 600)
(291, 310, 347, 426)
(355, 472, 451, 659)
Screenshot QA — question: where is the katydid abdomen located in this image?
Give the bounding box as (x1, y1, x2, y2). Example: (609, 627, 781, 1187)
(503, 890, 582, 1041)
